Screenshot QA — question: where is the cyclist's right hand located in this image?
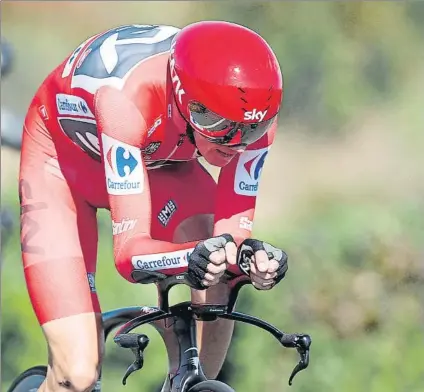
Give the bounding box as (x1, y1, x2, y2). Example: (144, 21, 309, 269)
(236, 238, 288, 290)
(187, 234, 237, 290)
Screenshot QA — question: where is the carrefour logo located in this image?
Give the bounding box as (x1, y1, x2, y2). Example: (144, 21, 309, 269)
(131, 248, 194, 272)
(234, 148, 269, 196)
(243, 150, 268, 180)
(102, 134, 144, 195)
(107, 146, 139, 177)
(56, 94, 94, 118)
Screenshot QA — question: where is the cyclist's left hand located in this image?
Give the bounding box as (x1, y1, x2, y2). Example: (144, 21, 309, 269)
(236, 239, 288, 290)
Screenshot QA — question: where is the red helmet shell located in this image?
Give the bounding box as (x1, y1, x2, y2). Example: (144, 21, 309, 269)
(169, 21, 283, 125)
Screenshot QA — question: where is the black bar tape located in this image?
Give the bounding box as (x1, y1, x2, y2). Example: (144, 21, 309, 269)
(115, 334, 144, 348)
(236, 243, 255, 276)
(280, 334, 299, 348)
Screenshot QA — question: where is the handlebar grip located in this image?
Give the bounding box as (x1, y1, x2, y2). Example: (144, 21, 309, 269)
(281, 333, 311, 351)
(280, 334, 299, 348)
(114, 333, 149, 349)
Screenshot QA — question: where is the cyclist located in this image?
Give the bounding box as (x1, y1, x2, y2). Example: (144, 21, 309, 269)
(19, 21, 288, 392)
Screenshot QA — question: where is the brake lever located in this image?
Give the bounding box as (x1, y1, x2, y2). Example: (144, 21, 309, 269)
(114, 333, 149, 386)
(280, 334, 311, 386)
(122, 349, 144, 386)
(222, 270, 312, 385)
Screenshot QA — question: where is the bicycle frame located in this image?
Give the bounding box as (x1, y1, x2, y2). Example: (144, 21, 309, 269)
(99, 272, 311, 392)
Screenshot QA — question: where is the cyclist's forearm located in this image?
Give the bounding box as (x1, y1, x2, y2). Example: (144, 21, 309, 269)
(114, 235, 197, 282)
(213, 210, 255, 245)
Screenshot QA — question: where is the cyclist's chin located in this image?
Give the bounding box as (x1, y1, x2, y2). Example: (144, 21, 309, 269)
(194, 134, 238, 167)
(203, 149, 237, 167)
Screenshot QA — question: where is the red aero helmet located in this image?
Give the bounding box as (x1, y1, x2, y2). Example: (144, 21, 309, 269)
(169, 21, 283, 145)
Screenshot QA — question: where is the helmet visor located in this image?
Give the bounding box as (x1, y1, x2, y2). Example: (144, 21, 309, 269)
(188, 101, 275, 146)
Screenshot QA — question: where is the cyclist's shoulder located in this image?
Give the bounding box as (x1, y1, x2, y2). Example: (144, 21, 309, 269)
(121, 51, 169, 105)
(61, 24, 179, 94)
(37, 24, 178, 109)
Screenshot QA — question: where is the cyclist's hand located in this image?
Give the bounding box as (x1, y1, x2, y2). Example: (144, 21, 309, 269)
(237, 239, 288, 290)
(187, 234, 237, 290)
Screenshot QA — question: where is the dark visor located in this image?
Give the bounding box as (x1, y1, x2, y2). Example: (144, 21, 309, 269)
(188, 101, 274, 146)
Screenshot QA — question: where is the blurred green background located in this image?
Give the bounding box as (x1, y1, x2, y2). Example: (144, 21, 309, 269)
(2, 1, 424, 391)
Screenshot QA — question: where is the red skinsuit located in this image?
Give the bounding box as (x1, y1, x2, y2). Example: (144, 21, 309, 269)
(19, 25, 276, 324)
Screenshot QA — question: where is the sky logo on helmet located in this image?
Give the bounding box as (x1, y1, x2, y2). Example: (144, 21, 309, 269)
(102, 134, 144, 195)
(244, 109, 268, 122)
(169, 41, 185, 104)
(234, 147, 269, 196)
